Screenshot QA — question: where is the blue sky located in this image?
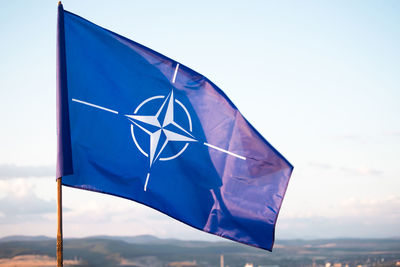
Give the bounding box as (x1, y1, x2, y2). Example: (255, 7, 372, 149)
(0, 0, 399, 240)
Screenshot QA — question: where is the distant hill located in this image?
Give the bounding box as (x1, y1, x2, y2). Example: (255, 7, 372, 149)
(0, 235, 52, 243)
(85, 235, 226, 248)
(87, 234, 166, 244)
(0, 236, 398, 266)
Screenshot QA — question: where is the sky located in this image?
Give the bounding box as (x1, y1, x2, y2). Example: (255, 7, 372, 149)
(0, 0, 399, 241)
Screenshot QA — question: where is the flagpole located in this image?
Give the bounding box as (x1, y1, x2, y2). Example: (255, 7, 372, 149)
(57, 177, 63, 267)
(57, 2, 64, 265)
(56, 1, 69, 265)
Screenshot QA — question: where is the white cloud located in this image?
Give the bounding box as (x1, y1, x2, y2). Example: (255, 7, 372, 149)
(383, 130, 400, 137)
(308, 162, 332, 170)
(0, 164, 53, 179)
(276, 195, 400, 239)
(339, 166, 382, 176)
(0, 193, 55, 216)
(338, 195, 400, 218)
(308, 161, 382, 176)
(0, 178, 58, 226)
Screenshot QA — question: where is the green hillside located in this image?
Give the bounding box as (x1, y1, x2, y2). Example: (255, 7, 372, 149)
(0, 236, 399, 267)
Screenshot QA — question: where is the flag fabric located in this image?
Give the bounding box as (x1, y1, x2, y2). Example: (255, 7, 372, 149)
(56, 3, 293, 251)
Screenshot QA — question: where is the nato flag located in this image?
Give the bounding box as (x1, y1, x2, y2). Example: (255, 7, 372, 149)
(56, 3, 293, 251)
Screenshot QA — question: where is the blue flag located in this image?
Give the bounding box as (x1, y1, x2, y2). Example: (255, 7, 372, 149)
(56, 3, 293, 251)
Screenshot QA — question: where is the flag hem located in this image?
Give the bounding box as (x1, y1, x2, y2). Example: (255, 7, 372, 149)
(56, 3, 73, 178)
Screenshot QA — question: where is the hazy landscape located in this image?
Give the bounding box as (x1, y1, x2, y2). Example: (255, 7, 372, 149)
(0, 235, 399, 267)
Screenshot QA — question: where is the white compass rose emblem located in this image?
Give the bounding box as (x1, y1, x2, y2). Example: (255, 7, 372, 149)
(126, 91, 197, 167)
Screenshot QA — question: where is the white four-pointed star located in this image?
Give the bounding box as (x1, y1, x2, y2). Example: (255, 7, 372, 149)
(125, 91, 197, 167)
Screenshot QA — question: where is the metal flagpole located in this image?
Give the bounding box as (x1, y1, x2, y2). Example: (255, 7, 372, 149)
(57, 177, 63, 267)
